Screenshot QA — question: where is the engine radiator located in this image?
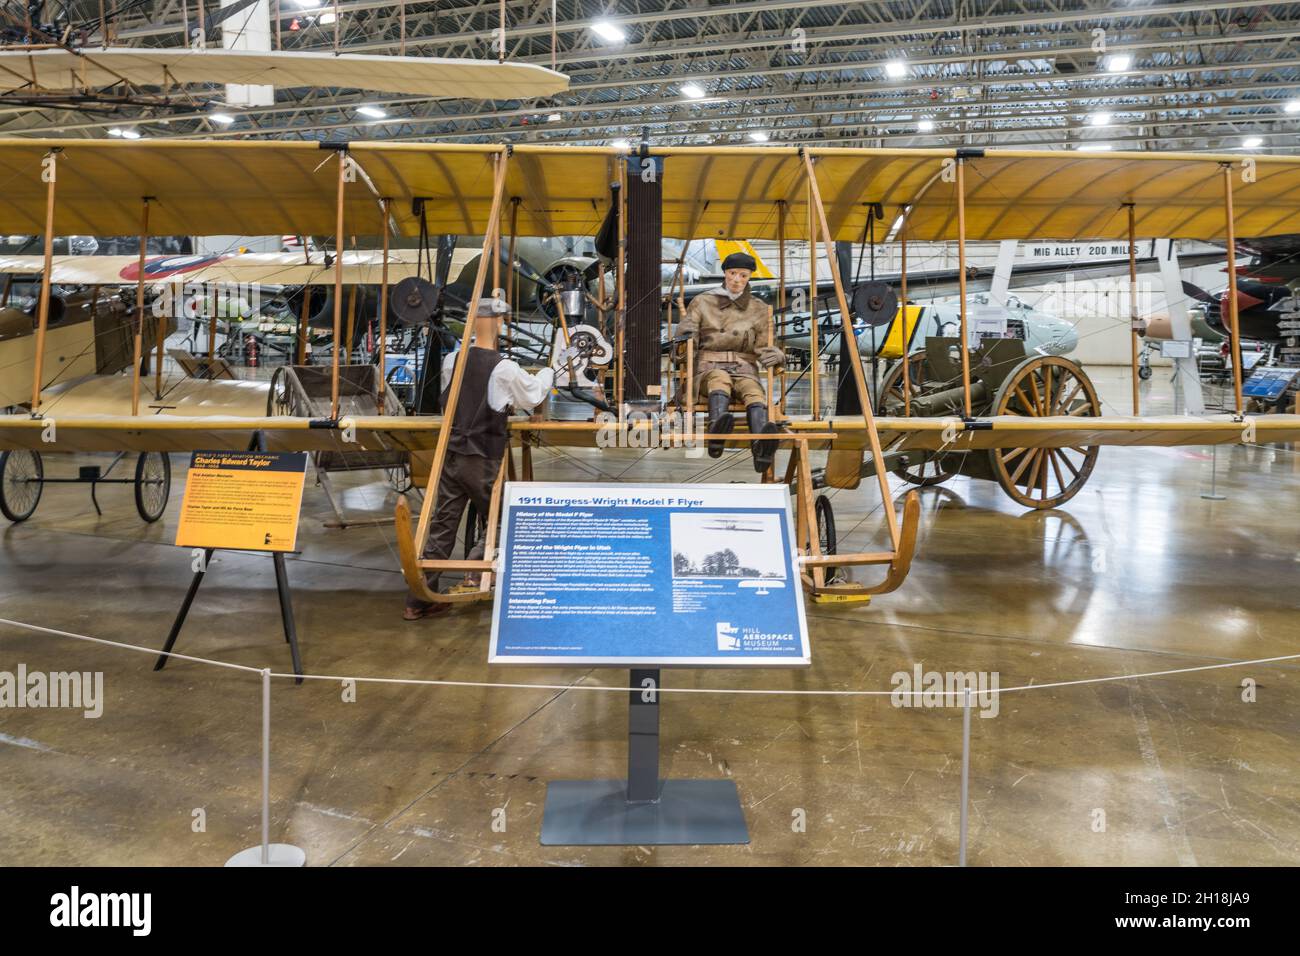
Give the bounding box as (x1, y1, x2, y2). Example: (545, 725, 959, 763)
(623, 155, 662, 407)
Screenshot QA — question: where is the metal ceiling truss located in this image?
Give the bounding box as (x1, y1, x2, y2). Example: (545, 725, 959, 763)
(0, 0, 1298, 153)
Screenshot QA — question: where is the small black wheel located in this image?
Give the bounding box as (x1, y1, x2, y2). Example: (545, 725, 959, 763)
(386, 461, 413, 494)
(0, 449, 43, 522)
(267, 366, 293, 415)
(815, 493, 841, 583)
(464, 502, 488, 558)
(134, 452, 171, 523)
(1138, 364, 1153, 381)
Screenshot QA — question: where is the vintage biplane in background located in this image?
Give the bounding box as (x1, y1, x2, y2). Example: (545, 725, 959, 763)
(1, 140, 1299, 606)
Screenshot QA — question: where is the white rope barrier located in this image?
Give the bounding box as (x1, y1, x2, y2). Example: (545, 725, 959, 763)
(0, 618, 264, 674)
(5, 613, 1295, 866)
(3, 616, 1296, 699)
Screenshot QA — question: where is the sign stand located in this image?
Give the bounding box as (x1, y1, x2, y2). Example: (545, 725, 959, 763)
(153, 546, 304, 683)
(153, 430, 305, 683)
(540, 668, 749, 846)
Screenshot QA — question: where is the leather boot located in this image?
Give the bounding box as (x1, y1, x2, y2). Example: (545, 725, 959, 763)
(706, 390, 734, 459)
(747, 403, 782, 473)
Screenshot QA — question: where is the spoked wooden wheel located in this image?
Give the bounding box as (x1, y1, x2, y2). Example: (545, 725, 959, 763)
(878, 353, 960, 486)
(876, 350, 928, 415)
(0, 449, 43, 522)
(133, 452, 171, 523)
(989, 356, 1100, 509)
(894, 449, 960, 487)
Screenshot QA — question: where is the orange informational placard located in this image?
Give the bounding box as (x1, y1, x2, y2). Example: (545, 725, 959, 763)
(175, 451, 308, 552)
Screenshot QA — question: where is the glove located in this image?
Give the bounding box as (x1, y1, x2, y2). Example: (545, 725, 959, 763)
(757, 346, 786, 369)
(554, 344, 581, 366)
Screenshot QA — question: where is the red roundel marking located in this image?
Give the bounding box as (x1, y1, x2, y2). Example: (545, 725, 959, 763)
(117, 254, 233, 281)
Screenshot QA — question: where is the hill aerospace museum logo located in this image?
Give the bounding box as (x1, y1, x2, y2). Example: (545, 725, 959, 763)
(49, 887, 151, 936)
(715, 622, 794, 651)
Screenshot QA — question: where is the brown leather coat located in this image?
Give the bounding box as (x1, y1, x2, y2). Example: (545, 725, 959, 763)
(677, 288, 770, 381)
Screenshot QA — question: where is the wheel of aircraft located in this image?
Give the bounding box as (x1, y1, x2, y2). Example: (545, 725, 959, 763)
(133, 452, 171, 523)
(814, 493, 840, 584)
(878, 351, 960, 487)
(988, 356, 1101, 510)
(386, 463, 413, 495)
(0, 449, 43, 522)
(267, 367, 295, 416)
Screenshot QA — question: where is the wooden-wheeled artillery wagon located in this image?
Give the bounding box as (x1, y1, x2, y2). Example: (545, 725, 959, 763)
(873, 337, 1102, 509)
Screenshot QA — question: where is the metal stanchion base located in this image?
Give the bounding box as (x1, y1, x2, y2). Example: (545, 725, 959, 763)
(540, 779, 749, 846)
(1200, 493, 1227, 501)
(225, 843, 307, 867)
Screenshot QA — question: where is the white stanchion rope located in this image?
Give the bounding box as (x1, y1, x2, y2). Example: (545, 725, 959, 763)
(2, 616, 1296, 700)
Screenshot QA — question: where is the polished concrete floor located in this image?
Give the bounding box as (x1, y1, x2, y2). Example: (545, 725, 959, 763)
(1, 367, 1297, 866)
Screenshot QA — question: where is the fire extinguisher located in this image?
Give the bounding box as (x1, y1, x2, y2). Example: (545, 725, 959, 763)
(246, 335, 260, 368)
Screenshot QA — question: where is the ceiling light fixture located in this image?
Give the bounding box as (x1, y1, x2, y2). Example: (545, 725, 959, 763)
(592, 21, 626, 43)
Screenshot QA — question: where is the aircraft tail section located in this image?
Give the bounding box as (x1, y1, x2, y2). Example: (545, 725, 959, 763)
(713, 240, 774, 279)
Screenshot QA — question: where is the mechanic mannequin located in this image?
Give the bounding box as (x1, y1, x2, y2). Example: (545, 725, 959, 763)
(403, 297, 578, 620)
(676, 251, 786, 470)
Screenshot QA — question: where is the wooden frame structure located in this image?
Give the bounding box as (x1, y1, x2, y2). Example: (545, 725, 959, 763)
(392, 146, 922, 604)
(8, 138, 1297, 608)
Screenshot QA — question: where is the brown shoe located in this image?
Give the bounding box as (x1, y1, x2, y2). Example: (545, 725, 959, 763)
(403, 599, 450, 621)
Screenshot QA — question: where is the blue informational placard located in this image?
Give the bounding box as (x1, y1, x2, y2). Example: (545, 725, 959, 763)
(489, 483, 811, 667)
(1242, 366, 1298, 400)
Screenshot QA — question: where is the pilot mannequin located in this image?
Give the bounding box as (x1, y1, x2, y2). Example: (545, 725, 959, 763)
(676, 251, 786, 470)
(403, 297, 578, 620)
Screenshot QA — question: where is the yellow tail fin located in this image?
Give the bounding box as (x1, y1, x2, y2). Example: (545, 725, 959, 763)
(714, 239, 774, 279)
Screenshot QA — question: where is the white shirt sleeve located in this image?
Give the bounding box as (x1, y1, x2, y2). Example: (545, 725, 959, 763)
(441, 349, 457, 392)
(487, 360, 554, 413)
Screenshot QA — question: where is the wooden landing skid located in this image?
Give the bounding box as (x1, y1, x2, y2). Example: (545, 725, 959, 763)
(394, 432, 922, 606)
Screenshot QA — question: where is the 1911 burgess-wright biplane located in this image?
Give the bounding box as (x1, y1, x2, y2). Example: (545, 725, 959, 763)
(2, 138, 1299, 609)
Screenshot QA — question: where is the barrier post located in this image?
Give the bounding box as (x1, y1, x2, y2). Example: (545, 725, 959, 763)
(959, 686, 971, 867)
(225, 668, 306, 867)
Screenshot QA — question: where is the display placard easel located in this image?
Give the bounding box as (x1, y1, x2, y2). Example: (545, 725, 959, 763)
(489, 482, 811, 846)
